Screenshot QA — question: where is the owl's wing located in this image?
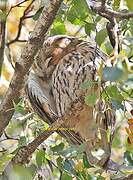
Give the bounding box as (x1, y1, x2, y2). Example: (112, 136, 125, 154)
(26, 72, 83, 145)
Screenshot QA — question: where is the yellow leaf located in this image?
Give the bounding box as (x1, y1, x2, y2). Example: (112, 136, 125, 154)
(2, 69, 11, 81)
(101, 172, 110, 180)
(98, 62, 104, 80)
(11, 0, 32, 18)
(7, 19, 19, 35)
(75, 160, 83, 172)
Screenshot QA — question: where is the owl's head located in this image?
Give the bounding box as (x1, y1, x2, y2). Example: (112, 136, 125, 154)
(33, 35, 80, 79)
(43, 35, 73, 65)
(44, 35, 73, 49)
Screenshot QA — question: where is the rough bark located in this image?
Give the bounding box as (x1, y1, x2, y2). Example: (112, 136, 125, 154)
(0, 1, 6, 77)
(0, 0, 63, 137)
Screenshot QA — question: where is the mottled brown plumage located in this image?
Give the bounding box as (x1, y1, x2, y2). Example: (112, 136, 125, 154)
(26, 35, 116, 166)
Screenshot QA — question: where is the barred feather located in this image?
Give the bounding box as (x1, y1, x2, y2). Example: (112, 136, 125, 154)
(26, 35, 115, 149)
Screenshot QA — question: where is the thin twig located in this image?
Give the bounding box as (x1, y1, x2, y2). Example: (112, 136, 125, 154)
(0, 21, 6, 77)
(3, 131, 19, 141)
(24, 15, 35, 19)
(7, 0, 35, 46)
(0, 1, 6, 77)
(6, 0, 29, 17)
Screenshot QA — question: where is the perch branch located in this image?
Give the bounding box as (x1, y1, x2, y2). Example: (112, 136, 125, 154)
(3, 100, 84, 177)
(5, 99, 84, 166)
(0, 0, 63, 137)
(12, 119, 64, 164)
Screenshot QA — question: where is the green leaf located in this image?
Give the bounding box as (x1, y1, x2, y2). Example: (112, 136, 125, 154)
(67, 8, 85, 25)
(61, 145, 77, 157)
(96, 29, 107, 46)
(85, 93, 97, 107)
(67, 6, 78, 24)
(33, 7, 43, 21)
(119, 165, 133, 175)
(113, 0, 121, 10)
(85, 23, 95, 35)
(125, 0, 133, 10)
(112, 127, 121, 148)
(102, 85, 124, 109)
(18, 136, 27, 147)
(67, 0, 88, 25)
(97, 176, 105, 180)
(104, 42, 113, 55)
(13, 100, 25, 114)
(111, 100, 124, 110)
(105, 85, 123, 102)
(10, 165, 33, 180)
(0, 154, 13, 172)
(80, 80, 95, 90)
(51, 21, 66, 35)
(61, 173, 72, 180)
(56, 156, 64, 169)
(77, 143, 86, 154)
(51, 143, 64, 153)
(103, 67, 124, 82)
(36, 150, 46, 168)
(124, 151, 133, 166)
(27, 165, 37, 178)
(73, 0, 89, 19)
(0, 10, 6, 21)
(63, 159, 76, 175)
(83, 154, 91, 168)
(95, 16, 102, 22)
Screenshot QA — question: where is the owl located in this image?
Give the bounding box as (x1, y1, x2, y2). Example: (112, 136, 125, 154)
(26, 35, 116, 167)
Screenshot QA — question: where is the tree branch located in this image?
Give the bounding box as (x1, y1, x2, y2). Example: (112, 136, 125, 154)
(0, 21, 6, 77)
(0, 0, 63, 137)
(2, 100, 84, 177)
(0, 2, 6, 77)
(12, 119, 63, 164)
(93, 6, 133, 20)
(86, 0, 133, 22)
(7, 98, 84, 165)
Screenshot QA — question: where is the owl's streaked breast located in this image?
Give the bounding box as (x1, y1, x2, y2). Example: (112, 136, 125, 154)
(52, 42, 106, 117)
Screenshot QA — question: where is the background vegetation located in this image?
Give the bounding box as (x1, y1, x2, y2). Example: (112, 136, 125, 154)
(0, 0, 133, 179)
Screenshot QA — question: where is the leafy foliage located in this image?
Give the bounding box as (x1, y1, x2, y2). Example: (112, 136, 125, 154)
(85, 93, 97, 107)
